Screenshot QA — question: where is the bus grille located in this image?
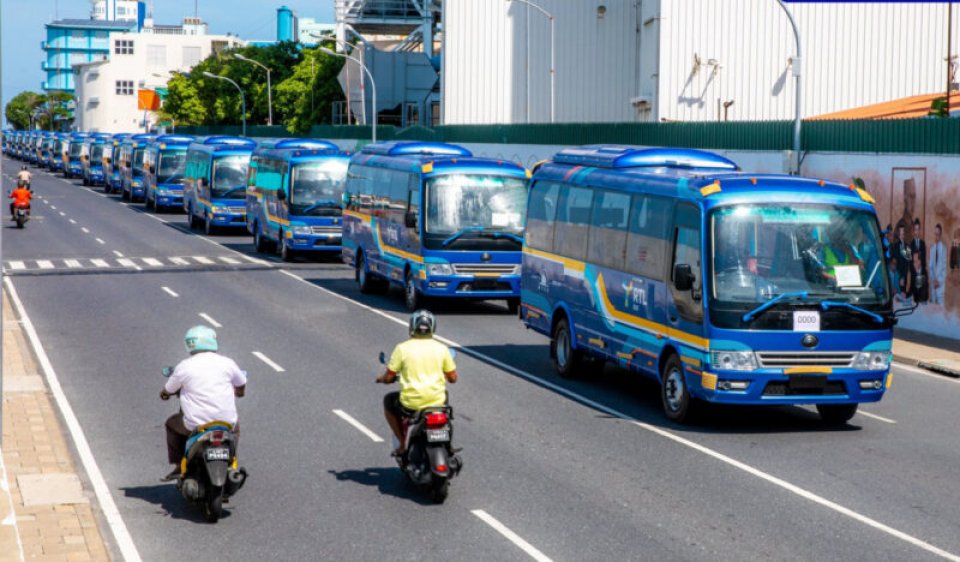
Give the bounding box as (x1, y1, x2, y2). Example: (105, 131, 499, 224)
(311, 226, 341, 234)
(756, 352, 856, 369)
(452, 264, 520, 276)
(227, 206, 246, 214)
(763, 381, 847, 396)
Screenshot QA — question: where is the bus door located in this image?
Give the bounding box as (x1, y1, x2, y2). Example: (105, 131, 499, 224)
(668, 203, 705, 339)
(403, 174, 422, 255)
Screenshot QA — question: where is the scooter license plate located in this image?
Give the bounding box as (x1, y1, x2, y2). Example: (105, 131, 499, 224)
(205, 448, 230, 461)
(426, 429, 450, 442)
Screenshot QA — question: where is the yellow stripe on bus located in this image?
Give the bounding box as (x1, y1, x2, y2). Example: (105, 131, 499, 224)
(783, 366, 833, 375)
(522, 247, 586, 273)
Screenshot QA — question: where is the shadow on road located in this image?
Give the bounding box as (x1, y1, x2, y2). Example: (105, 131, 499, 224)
(120, 484, 233, 523)
(328, 467, 437, 506)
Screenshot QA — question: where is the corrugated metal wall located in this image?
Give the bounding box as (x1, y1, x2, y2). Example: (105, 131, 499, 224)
(658, 0, 959, 121)
(442, 0, 640, 124)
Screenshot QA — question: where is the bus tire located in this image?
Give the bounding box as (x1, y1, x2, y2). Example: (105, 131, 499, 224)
(661, 354, 695, 423)
(551, 317, 583, 379)
(204, 213, 215, 235)
(404, 270, 421, 311)
(254, 225, 273, 253)
(187, 206, 197, 229)
(357, 254, 377, 294)
(506, 298, 520, 316)
(816, 403, 857, 425)
(280, 238, 295, 262)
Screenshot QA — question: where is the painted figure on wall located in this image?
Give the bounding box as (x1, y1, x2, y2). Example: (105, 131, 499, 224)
(930, 223, 947, 305)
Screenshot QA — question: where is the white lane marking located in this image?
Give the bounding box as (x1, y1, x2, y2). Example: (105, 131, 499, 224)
(113, 251, 124, 258)
(219, 256, 241, 265)
(68, 218, 76, 224)
(59, 211, 65, 217)
(242, 255, 271, 266)
(96, 238, 105, 245)
(275, 268, 960, 562)
(198, 313, 222, 328)
(471, 510, 553, 562)
(145, 214, 168, 223)
(81, 227, 90, 234)
(0, 441, 26, 562)
(192, 256, 215, 265)
(893, 362, 960, 385)
(3, 279, 143, 561)
(858, 411, 896, 424)
(50, 205, 56, 210)
(161, 286, 179, 298)
(252, 351, 285, 373)
(142, 258, 163, 267)
(8, 261, 25, 270)
(117, 258, 137, 268)
(91, 259, 110, 268)
(169, 257, 190, 266)
(64, 259, 82, 269)
(36, 260, 54, 270)
(332, 409, 384, 443)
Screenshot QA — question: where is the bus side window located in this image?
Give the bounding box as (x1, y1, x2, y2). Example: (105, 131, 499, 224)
(670, 203, 703, 322)
(525, 181, 560, 252)
(626, 195, 671, 281)
(406, 175, 420, 230)
(587, 189, 630, 271)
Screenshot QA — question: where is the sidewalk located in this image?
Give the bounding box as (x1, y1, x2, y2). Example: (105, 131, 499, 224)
(1, 289, 112, 562)
(893, 327, 960, 378)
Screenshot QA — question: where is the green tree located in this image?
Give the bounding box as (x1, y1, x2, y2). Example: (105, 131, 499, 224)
(274, 47, 345, 134)
(37, 92, 72, 130)
(5, 91, 43, 130)
(159, 74, 207, 126)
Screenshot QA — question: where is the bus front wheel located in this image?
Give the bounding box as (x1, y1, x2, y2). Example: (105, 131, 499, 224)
(404, 270, 421, 311)
(816, 403, 857, 425)
(551, 317, 583, 379)
(254, 225, 273, 253)
(357, 254, 379, 294)
(661, 354, 695, 423)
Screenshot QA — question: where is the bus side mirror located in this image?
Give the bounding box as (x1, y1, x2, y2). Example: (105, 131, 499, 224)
(404, 211, 417, 229)
(674, 264, 694, 292)
(276, 188, 286, 201)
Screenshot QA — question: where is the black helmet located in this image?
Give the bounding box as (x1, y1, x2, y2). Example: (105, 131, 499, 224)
(408, 309, 436, 338)
(20, 165, 26, 170)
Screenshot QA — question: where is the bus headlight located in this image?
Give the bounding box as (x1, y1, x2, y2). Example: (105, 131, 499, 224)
(710, 351, 758, 371)
(427, 263, 453, 276)
(292, 226, 312, 235)
(852, 351, 891, 371)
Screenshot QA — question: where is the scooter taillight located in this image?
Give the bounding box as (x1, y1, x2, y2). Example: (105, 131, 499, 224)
(425, 412, 448, 428)
(210, 430, 224, 446)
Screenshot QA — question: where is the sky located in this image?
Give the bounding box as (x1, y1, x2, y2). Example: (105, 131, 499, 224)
(0, 0, 335, 112)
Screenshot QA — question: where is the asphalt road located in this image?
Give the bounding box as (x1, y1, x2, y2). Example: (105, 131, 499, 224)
(3, 158, 960, 562)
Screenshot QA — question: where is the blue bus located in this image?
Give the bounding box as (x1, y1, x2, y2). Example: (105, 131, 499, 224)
(38, 133, 56, 168)
(183, 136, 257, 234)
(342, 141, 529, 311)
(520, 145, 895, 424)
(102, 133, 131, 193)
(80, 134, 112, 186)
(246, 139, 350, 261)
(63, 133, 91, 179)
(142, 135, 194, 211)
(118, 134, 156, 200)
(47, 134, 67, 172)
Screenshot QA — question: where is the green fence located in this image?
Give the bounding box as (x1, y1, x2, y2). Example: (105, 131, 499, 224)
(175, 118, 960, 154)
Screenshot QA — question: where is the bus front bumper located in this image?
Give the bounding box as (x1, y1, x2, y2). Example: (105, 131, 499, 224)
(419, 274, 521, 299)
(209, 210, 247, 228)
(287, 233, 342, 252)
(690, 368, 890, 405)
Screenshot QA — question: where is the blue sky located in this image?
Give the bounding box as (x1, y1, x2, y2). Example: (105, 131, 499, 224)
(1, 0, 335, 109)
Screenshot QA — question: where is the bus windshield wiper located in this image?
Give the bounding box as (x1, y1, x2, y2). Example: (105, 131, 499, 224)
(442, 227, 523, 247)
(742, 291, 809, 323)
(820, 300, 884, 324)
(302, 199, 338, 214)
(216, 186, 245, 198)
(477, 231, 523, 244)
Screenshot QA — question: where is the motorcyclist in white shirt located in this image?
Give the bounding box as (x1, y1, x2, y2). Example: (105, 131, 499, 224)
(160, 326, 247, 481)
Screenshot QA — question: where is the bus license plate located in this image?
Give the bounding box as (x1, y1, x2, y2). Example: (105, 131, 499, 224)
(205, 448, 230, 461)
(426, 429, 450, 442)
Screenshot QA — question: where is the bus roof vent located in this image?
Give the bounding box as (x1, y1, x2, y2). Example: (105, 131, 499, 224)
(361, 141, 472, 158)
(553, 146, 739, 171)
(129, 134, 156, 141)
(154, 135, 195, 144)
(270, 138, 339, 151)
(199, 135, 257, 148)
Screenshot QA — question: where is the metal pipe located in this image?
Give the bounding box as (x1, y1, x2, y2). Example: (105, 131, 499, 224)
(233, 54, 272, 126)
(509, 0, 556, 123)
(203, 72, 246, 136)
(776, 0, 802, 174)
(320, 47, 377, 143)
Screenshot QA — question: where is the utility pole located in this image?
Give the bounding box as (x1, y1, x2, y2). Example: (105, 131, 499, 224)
(948, 2, 953, 116)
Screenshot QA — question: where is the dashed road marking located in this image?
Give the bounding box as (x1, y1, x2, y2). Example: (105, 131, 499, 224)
(68, 218, 76, 224)
(192, 256, 215, 265)
(81, 227, 90, 233)
(859, 410, 896, 424)
(91, 259, 109, 268)
(198, 313, 222, 328)
(161, 286, 179, 298)
(471, 510, 553, 562)
(332, 409, 384, 443)
(64, 259, 82, 269)
(96, 238, 105, 244)
(252, 351, 285, 373)
(142, 258, 163, 267)
(36, 260, 54, 270)
(113, 251, 124, 258)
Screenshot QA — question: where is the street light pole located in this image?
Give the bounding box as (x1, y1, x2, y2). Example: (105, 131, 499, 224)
(308, 32, 358, 124)
(776, 0, 802, 174)
(203, 72, 246, 136)
(233, 53, 273, 126)
(320, 47, 377, 144)
(508, 0, 555, 123)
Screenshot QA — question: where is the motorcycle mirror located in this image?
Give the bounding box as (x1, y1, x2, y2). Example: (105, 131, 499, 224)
(378, 351, 386, 365)
(161, 366, 174, 377)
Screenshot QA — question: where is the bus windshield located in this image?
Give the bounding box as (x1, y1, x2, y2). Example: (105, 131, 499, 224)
(290, 159, 347, 216)
(710, 204, 890, 314)
(90, 144, 104, 162)
(132, 148, 147, 174)
(157, 150, 187, 184)
(69, 143, 83, 157)
(212, 155, 249, 199)
(424, 173, 527, 248)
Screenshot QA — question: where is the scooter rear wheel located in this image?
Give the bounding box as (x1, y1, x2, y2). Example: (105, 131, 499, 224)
(430, 478, 449, 504)
(203, 486, 223, 523)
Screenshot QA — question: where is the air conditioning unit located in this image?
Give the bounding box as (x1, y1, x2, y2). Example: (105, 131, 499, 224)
(630, 96, 652, 110)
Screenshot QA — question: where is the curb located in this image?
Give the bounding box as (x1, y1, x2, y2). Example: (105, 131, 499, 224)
(893, 354, 960, 378)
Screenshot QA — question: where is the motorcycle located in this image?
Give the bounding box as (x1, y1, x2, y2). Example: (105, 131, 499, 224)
(161, 366, 247, 523)
(378, 351, 463, 504)
(12, 202, 29, 229)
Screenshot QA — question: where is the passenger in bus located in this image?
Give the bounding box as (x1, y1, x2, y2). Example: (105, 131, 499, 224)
(818, 226, 861, 284)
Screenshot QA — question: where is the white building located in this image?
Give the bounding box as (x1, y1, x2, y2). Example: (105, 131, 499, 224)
(442, 0, 960, 124)
(73, 20, 243, 132)
(90, 0, 142, 22)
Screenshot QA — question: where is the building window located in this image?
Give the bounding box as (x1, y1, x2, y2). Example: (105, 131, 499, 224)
(71, 29, 85, 38)
(182, 46, 202, 67)
(70, 53, 87, 65)
(116, 80, 134, 95)
(146, 45, 166, 66)
(115, 39, 134, 55)
(94, 31, 108, 39)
